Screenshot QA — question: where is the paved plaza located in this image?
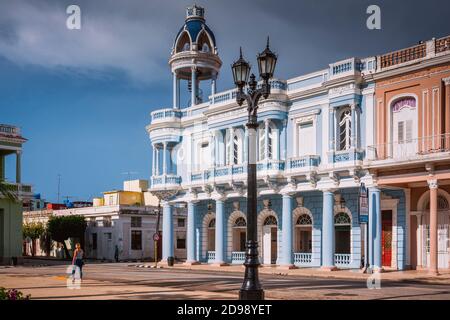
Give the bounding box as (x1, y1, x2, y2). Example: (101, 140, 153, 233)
(0, 259, 449, 300)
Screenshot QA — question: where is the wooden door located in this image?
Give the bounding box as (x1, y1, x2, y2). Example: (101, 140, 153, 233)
(382, 210, 393, 267)
(271, 227, 277, 264)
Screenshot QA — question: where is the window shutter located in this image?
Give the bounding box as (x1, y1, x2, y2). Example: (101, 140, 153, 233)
(398, 121, 404, 143)
(405, 120, 413, 142)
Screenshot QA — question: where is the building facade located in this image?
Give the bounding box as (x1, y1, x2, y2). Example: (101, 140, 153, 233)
(0, 124, 33, 265)
(24, 180, 187, 261)
(147, 5, 450, 272)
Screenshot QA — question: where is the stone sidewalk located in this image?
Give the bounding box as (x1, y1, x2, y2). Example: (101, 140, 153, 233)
(131, 262, 450, 285)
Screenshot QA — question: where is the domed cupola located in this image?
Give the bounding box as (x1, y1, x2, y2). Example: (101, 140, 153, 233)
(169, 5, 222, 108)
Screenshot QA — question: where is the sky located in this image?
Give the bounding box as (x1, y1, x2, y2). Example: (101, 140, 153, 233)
(0, 0, 449, 202)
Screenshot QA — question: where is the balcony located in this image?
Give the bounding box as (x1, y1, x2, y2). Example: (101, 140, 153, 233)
(150, 174, 182, 190)
(189, 160, 285, 187)
(367, 134, 450, 166)
(328, 58, 361, 81)
(2, 183, 33, 198)
(150, 108, 182, 124)
(0, 124, 21, 136)
(286, 155, 320, 176)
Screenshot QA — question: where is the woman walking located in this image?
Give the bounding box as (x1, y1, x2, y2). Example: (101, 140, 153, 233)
(71, 243, 84, 282)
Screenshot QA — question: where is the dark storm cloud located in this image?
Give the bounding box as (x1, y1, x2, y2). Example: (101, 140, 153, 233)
(0, 0, 448, 87)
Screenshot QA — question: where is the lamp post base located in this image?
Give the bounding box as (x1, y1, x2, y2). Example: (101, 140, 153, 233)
(239, 289, 264, 300)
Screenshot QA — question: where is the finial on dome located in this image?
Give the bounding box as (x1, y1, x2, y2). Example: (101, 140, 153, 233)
(266, 36, 270, 49)
(186, 4, 205, 21)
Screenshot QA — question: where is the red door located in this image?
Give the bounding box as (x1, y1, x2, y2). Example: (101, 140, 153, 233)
(382, 210, 393, 267)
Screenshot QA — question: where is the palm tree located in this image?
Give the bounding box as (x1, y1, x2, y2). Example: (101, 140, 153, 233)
(0, 180, 18, 202)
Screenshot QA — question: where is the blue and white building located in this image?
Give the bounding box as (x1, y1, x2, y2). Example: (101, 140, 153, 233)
(146, 5, 407, 271)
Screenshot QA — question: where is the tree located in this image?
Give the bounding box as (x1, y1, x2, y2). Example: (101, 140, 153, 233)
(22, 222, 45, 256)
(47, 215, 87, 259)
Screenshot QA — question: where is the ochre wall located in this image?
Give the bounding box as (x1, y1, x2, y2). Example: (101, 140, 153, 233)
(375, 64, 450, 150)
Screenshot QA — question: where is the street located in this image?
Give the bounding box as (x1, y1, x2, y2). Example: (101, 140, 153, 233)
(1, 261, 450, 300)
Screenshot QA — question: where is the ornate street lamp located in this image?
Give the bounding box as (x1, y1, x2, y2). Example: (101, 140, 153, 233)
(231, 37, 277, 300)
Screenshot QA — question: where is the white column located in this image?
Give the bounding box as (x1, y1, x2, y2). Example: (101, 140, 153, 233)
(191, 66, 197, 107)
(329, 107, 335, 151)
(155, 145, 160, 176)
(211, 72, 217, 104)
(210, 132, 215, 167)
(152, 145, 156, 176)
(351, 104, 356, 148)
(264, 119, 270, 160)
(229, 127, 234, 165)
(172, 72, 179, 109)
(162, 142, 167, 175)
(16, 150, 22, 184)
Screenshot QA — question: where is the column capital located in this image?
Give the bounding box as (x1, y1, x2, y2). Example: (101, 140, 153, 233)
(321, 188, 337, 194)
(16, 150, 23, 155)
(191, 65, 198, 72)
(442, 77, 450, 86)
(264, 118, 270, 126)
(428, 179, 438, 189)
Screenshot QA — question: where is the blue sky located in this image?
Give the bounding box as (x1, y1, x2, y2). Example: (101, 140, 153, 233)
(1, 0, 449, 202)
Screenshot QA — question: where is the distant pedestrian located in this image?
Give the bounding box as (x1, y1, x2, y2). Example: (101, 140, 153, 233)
(71, 243, 84, 282)
(114, 245, 119, 262)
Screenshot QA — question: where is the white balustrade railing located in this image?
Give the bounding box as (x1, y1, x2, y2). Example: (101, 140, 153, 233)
(367, 133, 450, 162)
(231, 251, 246, 263)
(334, 254, 351, 266)
(207, 251, 215, 262)
(294, 252, 312, 265)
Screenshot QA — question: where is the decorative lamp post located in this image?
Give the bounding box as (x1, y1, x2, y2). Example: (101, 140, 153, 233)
(231, 37, 277, 300)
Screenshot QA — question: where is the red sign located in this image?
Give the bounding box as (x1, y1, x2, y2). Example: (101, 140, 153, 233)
(153, 233, 160, 242)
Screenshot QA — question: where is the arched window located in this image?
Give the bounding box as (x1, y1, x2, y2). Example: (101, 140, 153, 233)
(339, 108, 352, 151)
(234, 217, 247, 227)
(176, 32, 191, 53)
(208, 218, 216, 228)
(425, 196, 449, 210)
(296, 214, 312, 226)
(263, 215, 277, 226)
(334, 212, 351, 225)
(197, 31, 212, 53)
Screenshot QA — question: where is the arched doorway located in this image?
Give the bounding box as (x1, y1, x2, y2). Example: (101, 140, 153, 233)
(295, 214, 312, 253)
(262, 215, 278, 265)
(334, 212, 351, 266)
(417, 190, 450, 269)
(231, 217, 246, 263)
(202, 212, 216, 263)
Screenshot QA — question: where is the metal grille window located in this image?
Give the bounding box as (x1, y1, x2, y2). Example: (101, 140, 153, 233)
(263, 215, 277, 226)
(296, 214, 312, 226)
(131, 230, 142, 250)
(131, 216, 142, 228)
(234, 217, 247, 227)
(334, 212, 351, 225)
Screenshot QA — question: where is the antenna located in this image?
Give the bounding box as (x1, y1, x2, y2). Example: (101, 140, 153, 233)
(57, 174, 61, 203)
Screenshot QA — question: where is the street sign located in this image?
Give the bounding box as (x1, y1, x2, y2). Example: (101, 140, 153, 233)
(359, 183, 369, 224)
(153, 233, 160, 242)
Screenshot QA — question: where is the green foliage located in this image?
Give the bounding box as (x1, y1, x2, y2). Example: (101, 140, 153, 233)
(23, 222, 45, 240)
(0, 287, 31, 300)
(47, 215, 87, 244)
